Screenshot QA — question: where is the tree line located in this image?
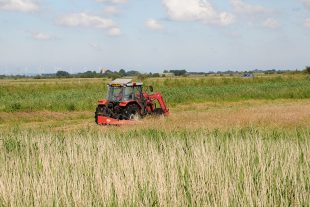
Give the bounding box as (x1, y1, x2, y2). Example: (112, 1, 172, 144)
(1, 67, 310, 80)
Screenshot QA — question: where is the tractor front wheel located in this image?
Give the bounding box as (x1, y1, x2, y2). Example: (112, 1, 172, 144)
(124, 104, 140, 120)
(153, 108, 164, 115)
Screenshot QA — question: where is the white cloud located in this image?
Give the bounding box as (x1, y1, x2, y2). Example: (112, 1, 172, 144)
(262, 18, 280, 29)
(59, 13, 116, 28)
(162, 0, 235, 26)
(32, 32, 51, 40)
(96, 0, 128, 3)
(58, 13, 120, 36)
(103, 6, 119, 15)
(301, 0, 310, 9)
(230, 0, 271, 14)
(145, 19, 163, 30)
(305, 18, 310, 27)
(0, 0, 39, 12)
(108, 27, 121, 36)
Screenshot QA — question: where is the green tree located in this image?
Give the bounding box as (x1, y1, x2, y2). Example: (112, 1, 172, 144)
(126, 70, 140, 76)
(56, 71, 70, 78)
(169, 70, 187, 76)
(305, 66, 310, 74)
(152, 73, 160, 77)
(119, 69, 126, 77)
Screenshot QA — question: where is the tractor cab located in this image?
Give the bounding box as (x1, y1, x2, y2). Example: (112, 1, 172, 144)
(107, 79, 143, 102)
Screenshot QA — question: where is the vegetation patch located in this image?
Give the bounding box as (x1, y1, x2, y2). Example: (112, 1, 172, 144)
(1, 75, 310, 112)
(0, 128, 309, 206)
(0, 76, 310, 206)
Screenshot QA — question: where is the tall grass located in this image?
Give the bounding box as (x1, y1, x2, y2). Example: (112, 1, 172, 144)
(0, 127, 309, 206)
(146, 75, 310, 106)
(1, 75, 310, 112)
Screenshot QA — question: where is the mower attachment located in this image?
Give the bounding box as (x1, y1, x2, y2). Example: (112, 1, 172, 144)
(97, 116, 137, 126)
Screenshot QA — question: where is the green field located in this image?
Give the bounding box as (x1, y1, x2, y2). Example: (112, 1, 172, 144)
(0, 75, 310, 112)
(1, 75, 310, 206)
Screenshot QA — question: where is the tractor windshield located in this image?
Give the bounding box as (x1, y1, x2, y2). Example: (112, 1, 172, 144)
(107, 86, 124, 102)
(107, 85, 142, 102)
(123, 87, 134, 101)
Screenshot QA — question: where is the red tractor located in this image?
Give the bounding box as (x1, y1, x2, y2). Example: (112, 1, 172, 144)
(95, 79, 169, 125)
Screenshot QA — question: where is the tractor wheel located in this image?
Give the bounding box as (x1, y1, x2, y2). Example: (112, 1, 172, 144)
(124, 104, 140, 120)
(153, 108, 164, 116)
(95, 105, 107, 124)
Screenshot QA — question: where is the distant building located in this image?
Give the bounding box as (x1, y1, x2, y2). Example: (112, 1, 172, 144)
(160, 73, 175, 77)
(100, 68, 109, 74)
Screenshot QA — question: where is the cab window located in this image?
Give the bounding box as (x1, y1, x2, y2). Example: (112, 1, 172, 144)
(124, 87, 134, 101)
(133, 86, 142, 100)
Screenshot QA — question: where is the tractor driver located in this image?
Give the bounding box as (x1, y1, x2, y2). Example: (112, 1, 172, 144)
(113, 87, 124, 102)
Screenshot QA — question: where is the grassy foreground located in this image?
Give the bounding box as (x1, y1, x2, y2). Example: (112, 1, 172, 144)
(1, 128, 309, 206)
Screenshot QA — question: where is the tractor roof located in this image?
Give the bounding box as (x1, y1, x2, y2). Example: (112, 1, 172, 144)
(110, 79, 132, 85)
(109, 78, 143, 86)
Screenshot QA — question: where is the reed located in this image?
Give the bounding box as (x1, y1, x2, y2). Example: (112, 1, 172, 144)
(0, 127, 309, 206)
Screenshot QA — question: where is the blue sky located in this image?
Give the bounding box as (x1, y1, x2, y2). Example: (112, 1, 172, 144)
(0, 0, 310, 74)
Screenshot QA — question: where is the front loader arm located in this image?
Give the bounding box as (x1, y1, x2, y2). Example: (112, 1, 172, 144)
(149, 92, 169, 115)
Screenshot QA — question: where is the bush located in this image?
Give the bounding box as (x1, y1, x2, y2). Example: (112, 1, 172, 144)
(67, 103, 76, 111)
(137, 74, 148, 81)
(10, 103, 22, 112)
(169, 70, 187, 76)
(152, 73, 160, 78)
(305, 66, 310, 74)
(4, 137, 21, 154)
